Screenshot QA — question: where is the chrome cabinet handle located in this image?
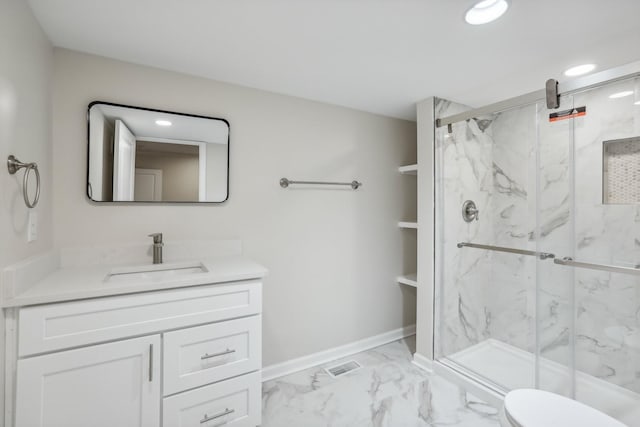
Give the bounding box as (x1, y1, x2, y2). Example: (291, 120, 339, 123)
(201, 348, 236, 360)
(149, 344, 153, 382)
(200, 408, 234, 424)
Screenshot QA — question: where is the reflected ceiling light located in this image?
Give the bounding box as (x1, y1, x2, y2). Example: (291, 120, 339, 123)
(465, 0, 510, 25)
(634, 101, 640, 105)
(609, 91, 634, 99)
(155, 119, 172, 126)
(563, 64, 596, 77)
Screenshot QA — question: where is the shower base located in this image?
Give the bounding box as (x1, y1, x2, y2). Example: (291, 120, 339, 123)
(437, 339, 640, 427)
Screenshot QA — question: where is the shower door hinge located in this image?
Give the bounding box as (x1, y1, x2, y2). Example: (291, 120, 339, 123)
(545, 78, 560, 109)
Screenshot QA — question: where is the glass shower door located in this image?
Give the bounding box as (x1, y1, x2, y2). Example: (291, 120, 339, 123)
(564, 77, 640, 426)
(435, 75, 640, 427)
(435, 99, 539, 393)
(535, 93, 576, 398)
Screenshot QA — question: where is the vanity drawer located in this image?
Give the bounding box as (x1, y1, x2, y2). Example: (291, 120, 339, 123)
(18, 280, 262, 357)
(163, 315, 261, 395)
(163, 371, 261, 427)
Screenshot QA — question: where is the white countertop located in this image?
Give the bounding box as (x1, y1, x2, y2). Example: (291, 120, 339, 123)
(2, 255, 267, 308)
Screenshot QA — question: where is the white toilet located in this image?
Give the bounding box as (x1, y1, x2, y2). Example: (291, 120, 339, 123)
(499, 389, 627, 427)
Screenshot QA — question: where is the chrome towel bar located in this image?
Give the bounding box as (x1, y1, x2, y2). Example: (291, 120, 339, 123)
(456, 242, 555, 260)
(7, 155, 40, 209)
(554, 257, 640, 276)
(280, 177, 362, 190)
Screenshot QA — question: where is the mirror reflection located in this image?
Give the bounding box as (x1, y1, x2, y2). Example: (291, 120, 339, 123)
(87, 102, 229, 203)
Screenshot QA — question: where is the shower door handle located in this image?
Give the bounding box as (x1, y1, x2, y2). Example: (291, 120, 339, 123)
(554, 257, 640, 275)
(457, 242, 555, 260)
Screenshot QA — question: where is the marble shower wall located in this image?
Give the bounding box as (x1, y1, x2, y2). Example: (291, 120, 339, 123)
(435, 81, 640, 394)
(434, 98, 537, 362)
(434, 98, 493, 358)
(485, 104, 538, 351)
(570, 78, 640, 393)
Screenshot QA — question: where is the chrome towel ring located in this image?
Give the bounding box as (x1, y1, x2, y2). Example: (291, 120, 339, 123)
(7, 155, 40, 208)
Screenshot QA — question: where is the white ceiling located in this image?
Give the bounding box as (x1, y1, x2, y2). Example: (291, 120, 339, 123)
(29, 0, 640, 120)
(95, 103, 229, 144)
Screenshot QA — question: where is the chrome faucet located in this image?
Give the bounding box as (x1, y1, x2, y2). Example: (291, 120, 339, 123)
(148, 233, 163, 264)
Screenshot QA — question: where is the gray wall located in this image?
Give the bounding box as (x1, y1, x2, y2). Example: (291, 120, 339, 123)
(415, 98, 435, 360)
(52, 49, 418, 366)
(136, 149, 199, 201)
(0, 0, 53, 423)
(0, 1, 53, 274)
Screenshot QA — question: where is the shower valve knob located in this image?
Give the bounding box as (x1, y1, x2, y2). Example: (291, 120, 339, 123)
(462, 200, 479, 222)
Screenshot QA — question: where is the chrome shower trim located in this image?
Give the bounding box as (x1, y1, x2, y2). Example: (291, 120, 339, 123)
(554, 257, 640, 276)
(461, 200, 479, 222)
(457, 242, 555, 260)
(436, 60, 640, 128)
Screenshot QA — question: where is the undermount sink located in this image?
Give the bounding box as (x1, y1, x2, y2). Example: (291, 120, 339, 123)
(106, 261, 209, 282)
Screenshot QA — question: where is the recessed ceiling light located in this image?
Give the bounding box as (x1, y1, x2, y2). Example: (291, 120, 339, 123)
(609, 91, 634, 99)
(563, 64, 596, 77)
(155, 119, 172, 126)
(465, 0, 510, 25)
(634, 100, 640, 105)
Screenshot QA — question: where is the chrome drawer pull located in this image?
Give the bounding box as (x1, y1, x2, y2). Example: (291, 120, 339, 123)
(200, 408, 234, 424)
(201, 348, 236, 360)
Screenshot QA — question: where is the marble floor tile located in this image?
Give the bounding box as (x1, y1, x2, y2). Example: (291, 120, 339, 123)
(262, 337, 500, 427)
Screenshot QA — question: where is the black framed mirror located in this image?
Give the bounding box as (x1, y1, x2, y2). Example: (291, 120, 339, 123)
(87, 101, 229, 203)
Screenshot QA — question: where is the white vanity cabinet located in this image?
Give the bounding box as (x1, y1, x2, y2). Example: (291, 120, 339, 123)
(6, 279, 263, 427)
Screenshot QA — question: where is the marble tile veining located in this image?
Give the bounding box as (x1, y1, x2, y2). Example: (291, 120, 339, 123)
(262, 337, 499, 427)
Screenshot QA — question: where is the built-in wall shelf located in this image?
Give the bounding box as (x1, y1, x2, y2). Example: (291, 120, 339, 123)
(398, 221, 418, 229)
(398, 164, 418, 175)
(397, 163, 417, 287)
(397, 274, 417, 287)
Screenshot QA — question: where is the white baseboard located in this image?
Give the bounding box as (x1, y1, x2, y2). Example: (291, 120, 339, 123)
(262, 324, 416, 382)
(412, 352, 434, 373)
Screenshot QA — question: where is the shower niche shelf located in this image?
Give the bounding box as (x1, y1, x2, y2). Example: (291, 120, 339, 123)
(603, 136, 640, 204)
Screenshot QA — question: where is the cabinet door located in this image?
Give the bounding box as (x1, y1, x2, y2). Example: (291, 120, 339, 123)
(15, 335, 161, 427)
